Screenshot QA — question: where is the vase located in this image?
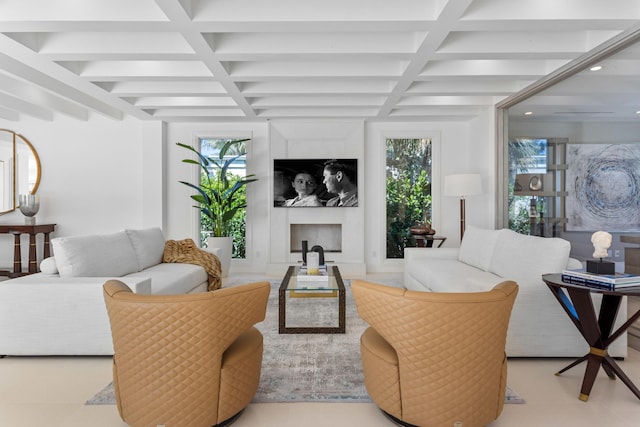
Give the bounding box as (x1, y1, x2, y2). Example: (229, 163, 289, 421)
(18, 194, 40, 225)
(206, 236, 233, 278)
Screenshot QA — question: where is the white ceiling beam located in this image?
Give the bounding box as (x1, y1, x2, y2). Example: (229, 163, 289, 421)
(103, 80, 228, 96)
(0, 34, 151, 120)
(397, 95, 497, 107)
(0, 91, 52, 120)
(35, 31, 194, 54)
(0, 73, 88, 120)
(240, 80, 394, 95)
(463, 0, 640, 21)
(0, 0, 168, 21)
(378, 0, 476, 117)
(150, 107, 246, 118)
(132, 96, 237, 108)
(191, 0, 437, 22)
(153, 0, 257, 118)
(254, 106, 380, 118)
(226, 60, 407, 77)
(208, 32, 423, 54)
(0, 105, 19, 120)
(248, 96, 385, 107)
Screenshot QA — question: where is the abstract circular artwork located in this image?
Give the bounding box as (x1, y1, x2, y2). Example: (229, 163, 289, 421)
(567, 144, 640, 231)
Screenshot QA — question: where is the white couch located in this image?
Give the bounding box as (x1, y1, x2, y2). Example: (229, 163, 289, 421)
(404, 226, 627, 358)
(0, 228, 208, 356)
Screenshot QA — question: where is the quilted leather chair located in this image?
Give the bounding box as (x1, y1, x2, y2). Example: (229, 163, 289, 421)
(351, 279, 518, 427)
(103, 279, 270, 427)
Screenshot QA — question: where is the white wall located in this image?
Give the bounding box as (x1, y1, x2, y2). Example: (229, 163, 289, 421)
(0, 114, 147, 268)
(165, 122, 271, 273)
(0, 109, 496, 275)
(268, 120, 365, 275)
(167, 116, 495, 275)
(365, 111, 495, 272)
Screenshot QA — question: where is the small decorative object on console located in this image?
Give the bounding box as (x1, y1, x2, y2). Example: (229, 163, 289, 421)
(18, 194, 40, 225)
(586, 230, 615, 275)
(409, 223, 435, 235)
(306, 251, 320, 274)
(296, 265, 329, 282)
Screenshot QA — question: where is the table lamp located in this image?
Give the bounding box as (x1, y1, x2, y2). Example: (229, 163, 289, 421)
(444, 174, 482, 241)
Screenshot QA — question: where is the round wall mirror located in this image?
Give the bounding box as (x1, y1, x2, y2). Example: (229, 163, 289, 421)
(0, 129, 41, 214)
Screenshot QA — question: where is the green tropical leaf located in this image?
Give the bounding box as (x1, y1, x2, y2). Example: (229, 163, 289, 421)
(177, 139, 257, 239)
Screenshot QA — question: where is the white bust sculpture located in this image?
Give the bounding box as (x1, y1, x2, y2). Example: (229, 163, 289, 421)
(591, 231, 612, 259)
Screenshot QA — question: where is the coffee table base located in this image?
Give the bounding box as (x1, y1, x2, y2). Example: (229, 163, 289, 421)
(278, 265, 346, 334)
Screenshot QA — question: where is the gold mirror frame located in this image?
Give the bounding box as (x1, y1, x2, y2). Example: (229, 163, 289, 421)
(0, 129, 41, 215)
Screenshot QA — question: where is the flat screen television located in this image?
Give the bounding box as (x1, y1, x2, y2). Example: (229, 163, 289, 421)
(274, 158, 358, 207)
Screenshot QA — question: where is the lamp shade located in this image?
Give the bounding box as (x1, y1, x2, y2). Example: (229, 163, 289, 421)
(444, 174, 482, 197)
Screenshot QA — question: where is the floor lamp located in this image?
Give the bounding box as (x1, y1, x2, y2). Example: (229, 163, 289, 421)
(444, 174, 482, 241)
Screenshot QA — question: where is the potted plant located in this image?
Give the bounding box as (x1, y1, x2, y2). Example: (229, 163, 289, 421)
(177, 138, 258, 276)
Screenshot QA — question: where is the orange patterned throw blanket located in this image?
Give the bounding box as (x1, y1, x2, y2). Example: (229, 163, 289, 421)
(162, 238, 222, 291)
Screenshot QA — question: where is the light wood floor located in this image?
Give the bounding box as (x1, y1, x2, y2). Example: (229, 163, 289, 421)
(3, 273, 640, 426)
(3, 351, 640, 426)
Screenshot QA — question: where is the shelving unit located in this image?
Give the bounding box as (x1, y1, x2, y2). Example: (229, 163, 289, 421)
(512, 138, 568, 237)
(621, 235, 640, 351)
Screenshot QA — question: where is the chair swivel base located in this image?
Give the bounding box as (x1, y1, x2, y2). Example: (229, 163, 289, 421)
(381, 409, 419, 427)
(214, 409, 244, 427)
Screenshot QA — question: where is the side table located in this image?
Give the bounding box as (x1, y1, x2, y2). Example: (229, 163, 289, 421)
(542, 273, 640, 402)
(0, 224, 56, 278)
(412, 235, 447, 248)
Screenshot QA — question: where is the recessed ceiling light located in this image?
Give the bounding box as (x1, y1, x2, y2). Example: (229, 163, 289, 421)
(524, 111, 533, 115)
(590, 65, 603, 71)
(636, 110, 640, 115)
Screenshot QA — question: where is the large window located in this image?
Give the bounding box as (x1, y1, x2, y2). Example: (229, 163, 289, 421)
(386, 138, 432, 258)
(200, 138, 248, 259)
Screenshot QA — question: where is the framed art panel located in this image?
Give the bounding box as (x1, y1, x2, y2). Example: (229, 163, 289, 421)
(566, 143, 640, 231)
(274, 158, 358, 207)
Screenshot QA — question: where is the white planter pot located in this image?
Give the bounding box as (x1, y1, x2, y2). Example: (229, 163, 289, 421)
(205, 236, 233, 278)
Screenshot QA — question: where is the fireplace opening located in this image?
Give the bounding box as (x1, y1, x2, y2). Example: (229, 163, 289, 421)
(290, 224, 342, 253)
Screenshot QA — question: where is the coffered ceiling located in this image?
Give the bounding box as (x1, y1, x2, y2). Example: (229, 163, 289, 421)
(0, 0, 639, 123)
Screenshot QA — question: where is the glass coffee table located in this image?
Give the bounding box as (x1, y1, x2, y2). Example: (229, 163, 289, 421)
(278, 265, 346, 334)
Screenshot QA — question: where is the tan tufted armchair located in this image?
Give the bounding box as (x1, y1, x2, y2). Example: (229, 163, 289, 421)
(352, 280, 518, 427)
(103, 279, 270, 427)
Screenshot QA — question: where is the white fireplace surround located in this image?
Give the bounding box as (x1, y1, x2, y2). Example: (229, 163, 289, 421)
(268, 121, 365, 275)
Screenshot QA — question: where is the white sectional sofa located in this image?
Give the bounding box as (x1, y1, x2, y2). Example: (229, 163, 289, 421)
(0, 228, 208, 356)
(404, 226, 627, 358)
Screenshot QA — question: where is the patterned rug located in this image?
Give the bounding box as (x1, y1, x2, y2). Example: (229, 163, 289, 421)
(86, 279, 524, 404)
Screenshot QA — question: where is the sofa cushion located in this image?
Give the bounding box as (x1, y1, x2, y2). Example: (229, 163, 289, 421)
(40, 257, 58, 275)
(458, 227, 506, 271)
(406, 259, 504, 293)
(52, 231, 138, 278)
(125, 262, 207, 294)
(488, 229, 570, 283)
(125, 227, 165, 271)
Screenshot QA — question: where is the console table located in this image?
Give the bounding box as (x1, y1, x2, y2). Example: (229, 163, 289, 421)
(0, 224, 56, 278)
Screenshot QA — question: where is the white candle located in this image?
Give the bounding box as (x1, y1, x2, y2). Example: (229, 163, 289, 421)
(307, 252, 320, 274)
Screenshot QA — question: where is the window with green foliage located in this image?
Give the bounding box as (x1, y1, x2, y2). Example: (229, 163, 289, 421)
(200, 138, 248, 259)
(386, 138, 432, 258)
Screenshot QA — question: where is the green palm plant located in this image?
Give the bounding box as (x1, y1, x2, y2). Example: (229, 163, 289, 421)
(177, 139, 258, 237)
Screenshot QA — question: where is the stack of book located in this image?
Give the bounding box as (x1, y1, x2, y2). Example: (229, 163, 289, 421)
(297, 265, 329, 282)
(561, 268, 640, 289)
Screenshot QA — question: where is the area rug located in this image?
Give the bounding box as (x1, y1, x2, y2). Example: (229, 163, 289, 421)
(87, 279, 524, 405)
